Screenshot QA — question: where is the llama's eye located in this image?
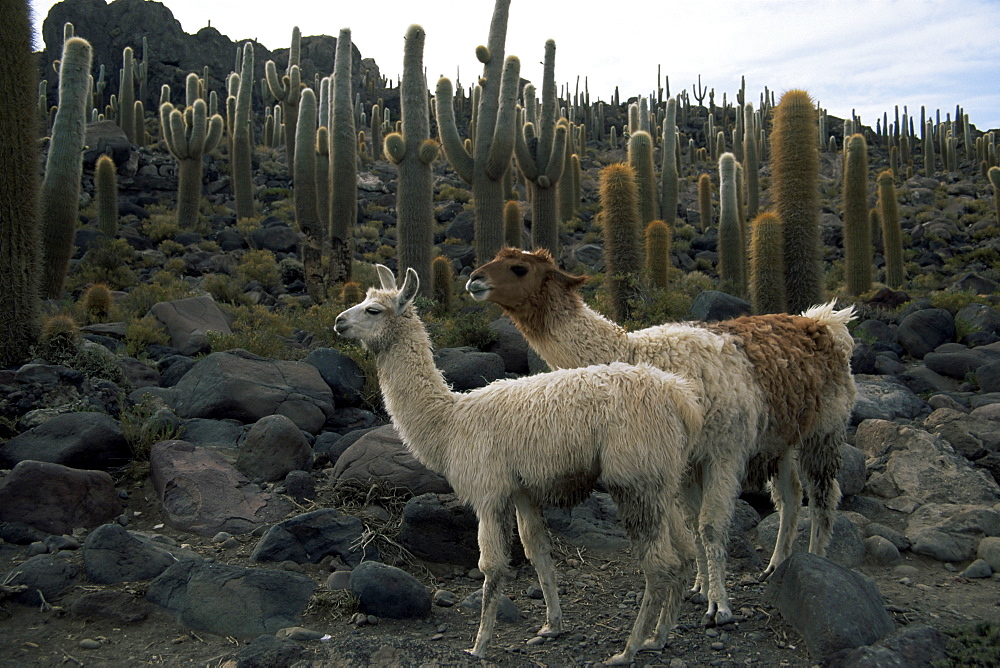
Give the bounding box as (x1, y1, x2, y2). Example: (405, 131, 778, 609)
(365, 306, 382, 315)
(511, 265, 528, 277)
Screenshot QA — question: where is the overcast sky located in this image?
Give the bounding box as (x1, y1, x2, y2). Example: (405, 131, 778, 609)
(29, 0, 1000, 130)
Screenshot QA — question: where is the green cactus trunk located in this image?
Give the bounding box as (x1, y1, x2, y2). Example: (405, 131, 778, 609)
(628, 130, 659, 227)
(265, 27, 301, 169)
(119, 46, 136, 143)
(599, 163, 641, 323)
(749, 212, 786, 314)
(95, 154, 118, 236)
(697, 173, 713, 232)
(0, 0, 41, 366)
(328, 28, 357, 286)
(504, 199, 522, 248)
(989, 166, 1000, 226)
(40, 36, 92, 299)
(384, 24, 436, 296)
(718, 152, 746, 297)
(876, 170, 905, 289)
(432, 255, 453, 313)
(771, 89, 822, 314)
(660, 97, 679, 224)
(232, 43, 255, 220)
(294, 88, 324, 300)
(315, 126, 331, 239)
(743, 103, 760, 219)
(644, 219, 671, 289)
(843, 133, 872, 296)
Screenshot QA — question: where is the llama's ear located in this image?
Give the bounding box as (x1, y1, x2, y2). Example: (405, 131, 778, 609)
(397, 267, 419, 311)
(376, 264, 397, 290)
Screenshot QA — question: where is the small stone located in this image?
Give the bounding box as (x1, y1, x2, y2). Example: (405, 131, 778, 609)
(351, 612, 368, 626)
(221, 537, 240, 549)
(276, 626, 325, 641)
(212, 531, 233, 543)
(525, 583, 544, 599)
(467, 568, 484, 580)
(327, 571, 352, 591)
(27, 542, 48, 556)
(705, 627, 720, 638)
(366, 615, 378, 625)
(431, 633, 444, 641)
(432, 589, 456, 607)
(711, 641, 725, 651)
(961, 559, 993, 579)
(526, 635, 546, 646)
(79, 639, 101, 650)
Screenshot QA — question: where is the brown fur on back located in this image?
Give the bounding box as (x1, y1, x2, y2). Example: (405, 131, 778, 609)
(707, 314, 847, 443)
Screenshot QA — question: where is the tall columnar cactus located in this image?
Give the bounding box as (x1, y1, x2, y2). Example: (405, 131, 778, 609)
(743, 102, 760, 219)
(987, 166, 1000, 226)
(843, 133, 871, 296)
(432, 255, 454, 313)
(923, 120, 935, 178)
(697, 173, 713, 231)
(383, 24, 437, 296)
(770, 89, 822, 314)
(40, 36, 92, 299)
(119, 46, 136, 143)
(328, 28, 357, 285)
(660, 97, 679, 224)
(434, 0, 520, 264)
(160, 74, 224, 233)
(876, 170, 905, 289)
(749, 212, 786, 314)
(315, 126, 331, 234)
(94, 154, 118, 236)
(514, 40, 567, 255)
(1, 0, 41, 367)
(599, 163, 641, 323)
(627, 130, 659, 227)
(232, 42, 255, 220)
(503, 199, 522, 248)
(265, 26, 302, 168)
(718, 152, 746, 297)
(644, 219, 671, 289)
(293, 88, 323, 300)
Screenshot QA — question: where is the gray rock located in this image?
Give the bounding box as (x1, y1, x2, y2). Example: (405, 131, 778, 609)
(82, 523, 187, 583)
(142, 350, 335, 433)
(855, 319, 897, 345)
(924, 407, 1000, 461)
(852, 377, 928, 424)
(896, 308, 955, 358)
(866, 523, 911, 551)
(332, 424, 451, 496)
(398, 493, 480, 568)
(349, 561, 431, 619)
(960, 558, 992, 578)
(906, 503, 1000, 562)
(851, 342, 878, 375)
(0, 461, 121, 535)
(543, 492, 630, 551)
(119, 356, 160, 389)
(283, 470, 316, 503)
(864, 535, 901, 566)
(485, 316, 546, 375)
(70, 590, 153, 624)
(839, 444, 867, 497)
(251, 508, 374, 567)
(148, 296, 232, 356)
(689, 290, 751, 322)
(756, 511, 865, 569)
(301, 347, 366, 407)
(827, 625, 948, 667)
(231, 635, 306, 668)
(180, 418, 246, 450)
(158, 355, 197, 387)
(573, 244, 604, 270)
(0, 412, 130, 471)
(146, 560, 315, 638)
(250, 224, 302, 253)
(433, 347, 505, 391)
(898, 365, 961, 394)
(956, 303, 1000, 337)
(236, 414, 313, 482)
(978, 360, 1000, 393)
(461, 587, 520, 623)
(444, 210, 474, 243)
(2, 552, 81, 606)
(977, 536, 1000, 570)
(149, 440, 293, 536)
(924, 349, 998, 380)
(764, 552, 895, 660)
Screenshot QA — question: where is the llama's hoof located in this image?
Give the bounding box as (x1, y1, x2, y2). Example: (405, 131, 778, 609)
(640, 637, 666, 651)
(463, 648, 486, 659)
(537, 623, 562, 638)
(758, 566, 775, 582)
(603, 651, 634, 666)
(685, 589, 707, 604)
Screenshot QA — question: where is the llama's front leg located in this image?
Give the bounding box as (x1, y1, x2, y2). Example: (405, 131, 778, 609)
(697, 469, 738, 626)
(513, 493, 562, 638)
(681, 472, 707, 602)
(642, 510, 695, 653)
(467, 511, 512, 658)
(760, 451, 802, 580)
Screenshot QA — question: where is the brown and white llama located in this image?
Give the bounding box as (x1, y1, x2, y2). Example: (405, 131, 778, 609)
(466, 247, 857, 626)
(335, 265, 702, 664)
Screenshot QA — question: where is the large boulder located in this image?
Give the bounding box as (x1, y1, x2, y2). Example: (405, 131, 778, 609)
(332, 424, 451, 495)
(0, 411, 130, 471)
(896, 308, 955, 358)
(148, 296, 232, 356)
(0, 461, 120, 535)
(235, 414, 313, 482)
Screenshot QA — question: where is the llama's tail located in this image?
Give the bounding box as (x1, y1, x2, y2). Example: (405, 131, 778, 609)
(801, 300, 856, 362)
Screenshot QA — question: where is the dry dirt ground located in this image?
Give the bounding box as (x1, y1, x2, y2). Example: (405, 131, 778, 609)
(1, 476, 998, 667)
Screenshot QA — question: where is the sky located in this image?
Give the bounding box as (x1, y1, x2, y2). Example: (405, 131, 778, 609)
(29, 0, 1000, 131)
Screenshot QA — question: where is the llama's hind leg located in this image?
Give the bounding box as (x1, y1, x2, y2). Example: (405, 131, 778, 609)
(760, 451, 803, 579)
(682, 470, 708, 602)
(802, 432, 843, 558)
(696, 459, 741, 626)
(467, 508, 514, 658)
(643, 508, 696, 653)
(513, 492, 562, 638)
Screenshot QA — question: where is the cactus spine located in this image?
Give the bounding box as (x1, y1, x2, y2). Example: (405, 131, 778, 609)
(843, 133, 871, 296)
(232, 42, 255, 220)
(160, 74, 224, 233)
(383, 24, 436, 295)
(0, 0, 41, 366)
(328, 28, 357, 285)
(95, 154, 118, 235)
(749, 212, 786, 314)
(294, 88, 324, 300)
(265, 26, 301, 168)
(876, 170, 904, 289)
(718, 153, 746, 296)
(40, 36, 92, 299)
(770, 89, 822, 313)
(435, 0, 520, 264)
(660, 97, 679, 223)
(599, 163, 641, 323)
(513, 39, 567, 255)
(628, 130, 659, 226)
(119, 46, 136, 143)
(644, 219, 671, 289)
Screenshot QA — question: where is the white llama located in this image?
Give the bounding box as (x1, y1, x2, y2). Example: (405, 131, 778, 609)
(466, 247, 857, 627)
(335, 265, 703, 664)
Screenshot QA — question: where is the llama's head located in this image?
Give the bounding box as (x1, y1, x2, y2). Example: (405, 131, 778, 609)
(335, 265, 419, 352)
(466, 247, 587, 311)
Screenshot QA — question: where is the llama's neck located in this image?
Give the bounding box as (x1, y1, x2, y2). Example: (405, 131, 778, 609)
(505, 283, 632, 369)
(374, 317, 456, 474)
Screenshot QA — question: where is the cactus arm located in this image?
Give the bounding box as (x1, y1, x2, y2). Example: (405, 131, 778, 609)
(514, 120, 539, 180)
(484, 55, 520, 181)
(434, 76, 474, 182)
(542, 119, 568, 185)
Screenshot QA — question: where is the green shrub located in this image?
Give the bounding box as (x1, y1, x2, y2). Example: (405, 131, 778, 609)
(933, 622, 1000, 667)
(201, 273, 247, 305)
(124, 315, 170, 357)
(141, 213, 181, 242)
(73, 238, 137, 290)
(236, 249, 281, 289)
